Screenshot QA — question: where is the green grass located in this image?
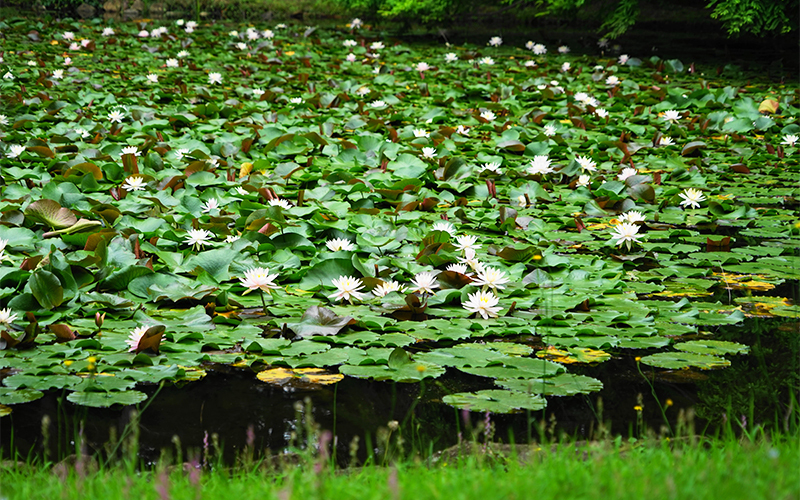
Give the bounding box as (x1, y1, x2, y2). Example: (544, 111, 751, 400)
(1, 437, 799, 499)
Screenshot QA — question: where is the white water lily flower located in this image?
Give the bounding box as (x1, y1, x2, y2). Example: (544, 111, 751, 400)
(62, 31, 75, 40)
(488, 36, 503, 47)
(618, 167, 638, 181)
(455, 124, 469, 135)
(52, 69, 64, 79)
(480, 110, 496, 122)
(524, 60, 537, 68)
(575, 156, 597, 172)
(781, 134, 798, 147)
(478, 162, 502, 174)
(108, 110, 124, 123)
(370, 41, 384, 50)
(620, 211, 646, 224)
(662, 109, 681, 122)
(184, 228, 214, 249)
(356, 86, 370, 96)
(558, 45, 570, 54)
(350, 18, 363, 29)
(208, 72, 222, 84)
(343, 39, 357, 47)
(445, 53, 458, 63)
(372, 280, 407, 297)
(370, 100, 386, 108)
(201, 198, 220, 213)
(74, 128, 89, 138)
(236, 42, 248, 50)
(346, 53, 357, 62)
(247, 30, 259, 41)
(472, 266, 510, 292)
(411, 271, 439, 295)
(479, 56, 494, 66)
(446, 263, 469, 274)
(146, 73, 158, 84)
(561, 62, 571, 72)
(177, 50, 190, 58)
(455, 234, 481, 254)
(0, 115, 8, 126)
(618, 54, 629, 64)
(240, 267, 280, 294)
(576, 175, 591, 188)
(138, 30, 149, 38)
(102, 27, 115, 36)
(166, 58, 179, 68)
(543, 124, 557, 136)
(63, 57, 72, 66)
(532, 43, 546, 55)
(173, 148, 190, 160)
(329, 275, 365, 303)
(252, 88, 265, 97)
(415, 62, 431, 72)
(225, 234, 240, 243)
(126, 325, 150, 352)
(459, 248, 484, 274)
(269, 198, 292, 209)
(432, 221, 457, 236)
(290, 97, 304, 104)
(611, 222, 643, 250)
(262, 29, 274, 39)
(121, 146, 140, 157)
(606, 75, 620, 86)
(229, 30, 239, 37)
(528, 155, 553, 175)
(659, 136, 675, 146)
(121, 176, 146, 192)
(413, 129, 430, 138)
(678, 188, 706, 209)
(421, 147, 437, 159)
(7, 145, 25, 159)
(462, 290, 501, 320)
(595, 108, 609, 118)
(327, 238, 356, 252)
(0, 308, 18, 325)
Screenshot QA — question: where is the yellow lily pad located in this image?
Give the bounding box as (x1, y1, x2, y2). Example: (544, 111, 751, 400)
(257, 367, 344, 387)
(712, 272, 776, 292)
(536, 346, 611, 364)
(0, 405, 11, 417)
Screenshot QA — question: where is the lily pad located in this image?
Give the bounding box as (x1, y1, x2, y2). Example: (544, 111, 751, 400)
(442, 389, 547, 413)
(639, 352, 731, 370)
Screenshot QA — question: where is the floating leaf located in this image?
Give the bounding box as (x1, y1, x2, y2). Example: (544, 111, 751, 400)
(640, 352, 731, 370)
(285, 306, 356, 337)
(536, 346, 611, 364)
(24, 199, 77, 229)
(256, 367, 344, 387)
(442, 389, 546, 413)
(497, 374, 604, 396)
(674, 340, 749, 356)
(0, 388, 44, 405)
(66, 390, 148, 408)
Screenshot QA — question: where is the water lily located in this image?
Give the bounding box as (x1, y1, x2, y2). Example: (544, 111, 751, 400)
(595, 108, 609, 118)
(445, 53, 458, 63)
(350, 18, 363, 29)
(421, 147, 437, 159)
(0, 308, 18, 326)
(0, 115, 8, 126)
(121, 176, 146, 192)
(662, 110, 681, 122)
(177, 50, 190, 58)
(455, 125, 469, 135)
(102, 27, 114, 37)
(343, 39, 357, 47)
(524, 60, 537, 68)
(620, 211, 646, 224)
(478, 162, 502, 174)
(62, 31, 75, 40)
(781, 134, 798, 147)
(678, 188, 706, 209)
(462, 290, 501, 319)
(121, 146, 140, 157)
(269, 198, 292, 209)
(446, 263, 469, 274)
(329, 275, 365, 303)
(290, 97, 304, 105)
(459, 248, 484, 274)
(432, 221, 457, 236)
(455, 234, 481, 254)
(74, 128, 89, 138)
(618, 54, 629, 64)
(610, 222, 643, 250)
(618, 167, 638, 181)
(411, 271, 439, 295)
(558, 45, 570, 54)
(479, 57, 494, 66)
(7, 145, 25, 159)
(327, 238, 356, 252)
(415, 62, 431, 72)
(472, 266, 510, 292)
(236, 42, 248, 51)
(166, 58, 179, 68)
(561, 62, 571, 72)
(370, 41, 384, 51)
(606, 75, 620, 86)
(543, 124, 557, 136)
(413, 129, 430, 138)
(346, 53, 357, 62)
(576, 175, 591, 187)
(532, 43, 547, 55)
(240, 267, 280, 296)
(575, 156, 597, 172)
(370, 100, 386, 108)
(208, 72, 222, 85)
(480, 110, 496, 122)
(52, 69, 64, 80)
(659, 136, 675, 146)
(184, 228, 214, 250)
(201, 198, 220, 213)
(528, 155, 553, 175)
(372, 280, 406, 297)
(108, 110, 124, 123)
(488, 36, 503, 47)
(126, 325, 150, 352)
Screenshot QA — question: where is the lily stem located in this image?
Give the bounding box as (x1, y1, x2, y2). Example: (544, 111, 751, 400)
(260, 290, 268, 316)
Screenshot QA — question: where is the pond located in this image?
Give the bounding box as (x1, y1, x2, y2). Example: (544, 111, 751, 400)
(0, 15, 797, 465)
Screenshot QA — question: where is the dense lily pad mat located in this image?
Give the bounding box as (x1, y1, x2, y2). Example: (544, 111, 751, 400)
(0, 18, 797, 414)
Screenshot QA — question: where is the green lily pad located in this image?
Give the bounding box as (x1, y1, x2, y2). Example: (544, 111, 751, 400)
(639, 352, 731, 370)
(497, 374, 604, 396)
(442, 389, 547, 413)
(675, 340, 749, 356)
(67, 390, 148, 408)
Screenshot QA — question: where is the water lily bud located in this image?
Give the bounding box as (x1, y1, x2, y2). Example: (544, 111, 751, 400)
(95, 312, 105, 329)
